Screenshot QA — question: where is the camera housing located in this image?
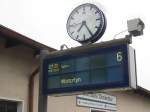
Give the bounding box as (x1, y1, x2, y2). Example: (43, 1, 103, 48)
(127, 18, 145, 37)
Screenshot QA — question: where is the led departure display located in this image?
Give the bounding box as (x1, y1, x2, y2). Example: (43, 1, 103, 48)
(43, 44, 130, 94)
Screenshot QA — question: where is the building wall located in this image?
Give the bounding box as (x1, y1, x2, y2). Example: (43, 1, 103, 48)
(110, 91, 150, 112)
(48, 91, 150, 112)
(0, 45, 38, 112)
(34, 74, 150, 112)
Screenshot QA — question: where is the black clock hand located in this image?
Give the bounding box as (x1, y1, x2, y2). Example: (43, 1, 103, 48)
(77, 21, 84, 32)
(77, 21, 93, 36)
(84, 23, 93, 36)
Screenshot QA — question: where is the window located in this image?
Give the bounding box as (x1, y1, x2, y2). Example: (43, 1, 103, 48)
(0, 100, 17, 112)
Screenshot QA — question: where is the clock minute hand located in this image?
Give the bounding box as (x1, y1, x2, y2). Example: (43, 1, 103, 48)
(84, 23, 93, 36)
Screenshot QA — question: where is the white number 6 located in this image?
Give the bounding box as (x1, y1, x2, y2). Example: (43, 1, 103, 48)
(117, 52, 123, 62)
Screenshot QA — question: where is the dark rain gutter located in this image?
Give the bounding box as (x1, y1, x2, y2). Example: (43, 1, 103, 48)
(28, 67, 39, 112)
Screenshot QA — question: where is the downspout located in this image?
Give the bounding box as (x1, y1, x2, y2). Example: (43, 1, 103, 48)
(28, 66, 39, 112)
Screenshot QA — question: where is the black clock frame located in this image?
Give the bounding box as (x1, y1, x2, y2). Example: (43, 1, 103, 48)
(66, 3, 107, 44)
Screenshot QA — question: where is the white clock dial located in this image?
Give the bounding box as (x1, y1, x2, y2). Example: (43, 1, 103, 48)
(66, 3, 106, 44)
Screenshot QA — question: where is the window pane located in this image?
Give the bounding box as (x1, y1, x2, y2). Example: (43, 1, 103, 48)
(0, 101, 17, 112)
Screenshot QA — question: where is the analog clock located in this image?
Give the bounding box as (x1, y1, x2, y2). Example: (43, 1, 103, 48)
(66, 3, 107, 44)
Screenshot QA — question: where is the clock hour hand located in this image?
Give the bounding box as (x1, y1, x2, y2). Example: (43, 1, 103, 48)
(84, 23, 93, 36)
(77, 21, 84, 32)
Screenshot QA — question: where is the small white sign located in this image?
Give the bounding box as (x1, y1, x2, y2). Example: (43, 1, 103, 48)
(78, 93, 116, 104)
(77, 93, 117, 111)
(77, 98, 105, 109)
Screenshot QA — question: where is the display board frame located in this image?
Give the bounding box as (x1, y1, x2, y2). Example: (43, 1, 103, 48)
(42, 43, 136, 94)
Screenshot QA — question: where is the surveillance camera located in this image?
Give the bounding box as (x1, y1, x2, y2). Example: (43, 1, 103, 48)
(127, 18, 145, 37)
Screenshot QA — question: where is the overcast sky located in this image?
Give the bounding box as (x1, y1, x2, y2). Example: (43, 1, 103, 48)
(0, 0, 150, 90)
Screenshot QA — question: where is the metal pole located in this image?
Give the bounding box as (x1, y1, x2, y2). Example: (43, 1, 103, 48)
(38, 50, 49, 112)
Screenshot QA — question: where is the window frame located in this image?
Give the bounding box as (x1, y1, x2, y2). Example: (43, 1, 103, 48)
(0, 97, 24, 112)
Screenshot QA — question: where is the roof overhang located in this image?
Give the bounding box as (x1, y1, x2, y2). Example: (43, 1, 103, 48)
(0, 25, 56, 54)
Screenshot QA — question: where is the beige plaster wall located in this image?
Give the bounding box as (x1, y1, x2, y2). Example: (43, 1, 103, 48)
(47, 91, 150, 112)
(0, 46, 37, 112)
(110, 91, 150, 112)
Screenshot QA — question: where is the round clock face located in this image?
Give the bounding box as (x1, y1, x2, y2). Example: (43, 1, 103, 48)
(66, 3, 107, 44)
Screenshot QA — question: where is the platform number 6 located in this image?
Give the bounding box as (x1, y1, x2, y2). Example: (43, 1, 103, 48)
(117, 52, 123, 62)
